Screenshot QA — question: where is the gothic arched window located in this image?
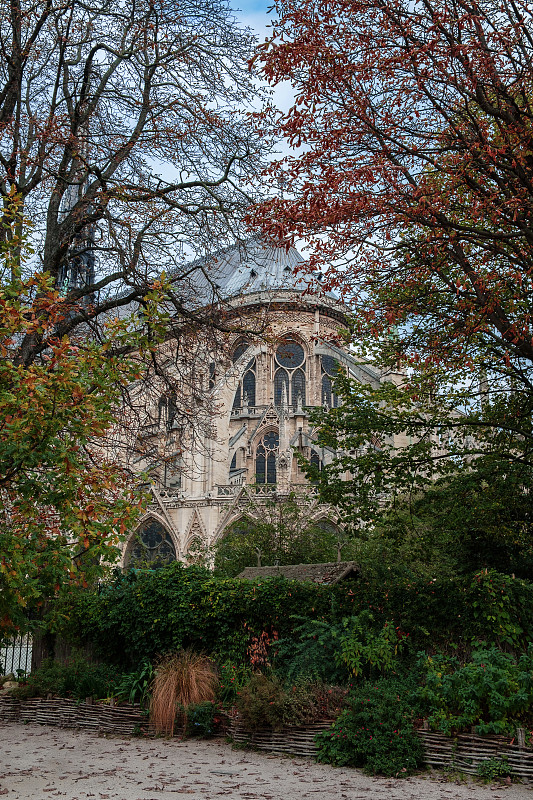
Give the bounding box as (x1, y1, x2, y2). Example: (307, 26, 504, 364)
(126, 518, 176, 569)
(243, 369, 256, 407)
(292, 368, 306, 406)
(310, 449, 322, 484)
(321, 354, 340, 408)
(232, 341, 250, 363)
(255, 430, 279, 484)
(274, 368, 289, 407)
(274, 337, 306, 407)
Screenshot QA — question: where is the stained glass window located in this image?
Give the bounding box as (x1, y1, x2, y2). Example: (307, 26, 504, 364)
(275, 339, 305, 368)
(243, 369, 256, 406)
(292, 369, 306, 406)
(321, 355, 340, 408)
(255, 431, 279, 484)
(126, 519, 176, 569)
(321, 354, 339, 377)
(232, 341, 250, 362)
(232, 342, 256, 410)
(274, 368, 289, 406)
(274, 338, 306, 407)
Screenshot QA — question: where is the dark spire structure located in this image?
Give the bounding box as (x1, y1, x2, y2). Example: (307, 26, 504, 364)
(57, 66, 97, 306)
(58, 182, 96, 306)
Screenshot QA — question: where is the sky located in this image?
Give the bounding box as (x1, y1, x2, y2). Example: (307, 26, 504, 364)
(234, 0, 275, 33)
(234, 0, 297, 119)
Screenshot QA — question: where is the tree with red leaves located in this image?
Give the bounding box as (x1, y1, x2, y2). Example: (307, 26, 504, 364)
(254, 0, 533, 397)
(252, 0, 533, 561)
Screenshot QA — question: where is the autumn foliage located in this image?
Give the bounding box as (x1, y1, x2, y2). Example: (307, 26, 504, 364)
(0, 200, 145, 635)
(253, 0, 533, 390)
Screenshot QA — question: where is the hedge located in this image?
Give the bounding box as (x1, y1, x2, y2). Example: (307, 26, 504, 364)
(57, 565, 533, 668)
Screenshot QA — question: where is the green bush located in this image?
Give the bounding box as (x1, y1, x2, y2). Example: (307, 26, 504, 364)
(415, 645, 533, 735)
(315, 676, 423, 776)
(274, 610, 402, 684)
(56, 564, 533, 675)
(476, 756, 512, 781)
(59, 564, 350, 668)
(184, 701, 221, 737)
(235, 673, 347, 731)
(13, 654, 121, 701)
(336, 611, 403, 677)
(273, 617, 350, 684)
(217, 661, 252, 705)
(235, 673, 288, 731)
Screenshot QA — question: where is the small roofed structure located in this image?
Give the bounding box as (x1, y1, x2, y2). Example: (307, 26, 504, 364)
(237, 561, 360, 585)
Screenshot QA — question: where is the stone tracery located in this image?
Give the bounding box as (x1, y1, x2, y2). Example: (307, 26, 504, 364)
(122, 237, 403, 565)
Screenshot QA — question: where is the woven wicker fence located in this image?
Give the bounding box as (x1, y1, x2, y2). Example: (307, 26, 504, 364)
(0, 696, 149, 736)
(229, 717, 334, 758)
(418, 729, 533, 780)
(229, 716, 533, 781)
(3, 694, 533, 782)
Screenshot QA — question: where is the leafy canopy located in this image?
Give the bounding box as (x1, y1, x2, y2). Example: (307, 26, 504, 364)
(212, 495, 354, 578)
(0, 196, 155, 635)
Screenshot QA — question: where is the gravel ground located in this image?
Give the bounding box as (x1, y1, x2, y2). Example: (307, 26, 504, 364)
(0, 722, 531, 800)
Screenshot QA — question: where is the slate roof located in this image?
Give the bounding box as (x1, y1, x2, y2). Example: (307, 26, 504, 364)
(182, 235, 338, 306)
(237, 560, 360, 585)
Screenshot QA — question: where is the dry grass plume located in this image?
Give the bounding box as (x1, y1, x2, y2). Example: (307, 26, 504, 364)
(150, 649, 219, 735)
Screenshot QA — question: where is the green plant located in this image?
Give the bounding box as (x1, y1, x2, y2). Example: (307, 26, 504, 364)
(274, 610, 402, 685)
(12, 655, 122, 701)
(184, 701, 221, 737)
(273, 617, 350, 684)
(415, 646, 533, 736)
(315, 676, 423, 776)
(149, 650, 218, 735)
(476, 756, 512, 781)
(114, 660, 154, 707)
(336, 611, 403, 677)
(235, 673, 346, 732)
(235, 672, 287, 731)
(217, 661, 252, 705)
(57, 560, 533, 672)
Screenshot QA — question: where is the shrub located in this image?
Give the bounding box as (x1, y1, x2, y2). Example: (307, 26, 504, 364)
(114, 660, 154, 707)
(274, 611, 403, 684)
(336, 611, 404, 677)
(273, 617, 350, 684)
(235, 672, 287, 731)
(217, 661, 252, 705)
(12, 655, 121, 701)
(236, 673, 347, 731)
(57, 564, 350, 668)
(57, 564, 533, 672)
(415, 645, 533, 735)
(149, 650, 218, 735)
(315, 676, 423, 776)
(184, 701, 221, 737)
(476, 756, 512, 781)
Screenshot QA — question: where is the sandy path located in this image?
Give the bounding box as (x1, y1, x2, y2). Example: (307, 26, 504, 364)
(0, 722, 531, 800)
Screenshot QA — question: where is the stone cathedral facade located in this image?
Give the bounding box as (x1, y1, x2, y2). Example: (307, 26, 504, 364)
(121, 238, 402, 568)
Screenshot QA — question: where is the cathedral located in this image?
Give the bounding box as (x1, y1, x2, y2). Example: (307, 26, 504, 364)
(121, 238, 402, 568)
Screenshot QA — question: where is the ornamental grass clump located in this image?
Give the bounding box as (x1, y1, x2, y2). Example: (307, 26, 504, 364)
(149, 650, 218, 735)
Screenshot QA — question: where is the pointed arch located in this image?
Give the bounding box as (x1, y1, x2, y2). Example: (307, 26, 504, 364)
(254, 429, 279, 484)
(183, 510, 208, 553)
(123, 514, 177, 569)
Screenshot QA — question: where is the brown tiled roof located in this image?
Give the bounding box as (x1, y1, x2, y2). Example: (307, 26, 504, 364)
(237, 561, 360, 585)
